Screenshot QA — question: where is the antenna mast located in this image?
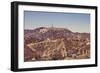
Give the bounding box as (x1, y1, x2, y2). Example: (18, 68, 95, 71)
(52, 24, 54, 28)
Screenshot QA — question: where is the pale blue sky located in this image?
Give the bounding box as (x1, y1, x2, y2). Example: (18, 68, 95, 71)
(24, 11, 90, 33)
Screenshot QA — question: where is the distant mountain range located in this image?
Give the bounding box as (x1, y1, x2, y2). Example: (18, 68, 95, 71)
(24, 27, 90, 42)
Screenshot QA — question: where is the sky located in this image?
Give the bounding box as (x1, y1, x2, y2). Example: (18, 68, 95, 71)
(24, 11, 90, 33)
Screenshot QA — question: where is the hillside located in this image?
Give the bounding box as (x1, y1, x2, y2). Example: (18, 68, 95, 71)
(24, 27, 90, 61)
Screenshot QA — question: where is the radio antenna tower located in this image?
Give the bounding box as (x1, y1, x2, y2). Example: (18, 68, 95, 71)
(52, 24, 54, 28)
(51, 24, 54, 40)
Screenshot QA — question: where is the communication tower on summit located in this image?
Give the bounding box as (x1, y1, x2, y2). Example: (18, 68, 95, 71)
(52, 24, 54, 28)
(51, 24, 54, 40)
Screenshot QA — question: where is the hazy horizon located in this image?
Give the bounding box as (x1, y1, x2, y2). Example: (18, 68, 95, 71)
(24, 11, 90, 33)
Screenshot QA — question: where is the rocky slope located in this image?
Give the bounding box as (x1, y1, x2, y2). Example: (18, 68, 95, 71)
(24, 27, 90, 61)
